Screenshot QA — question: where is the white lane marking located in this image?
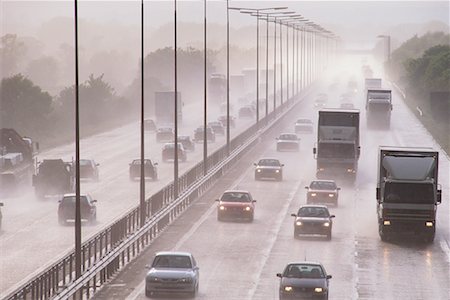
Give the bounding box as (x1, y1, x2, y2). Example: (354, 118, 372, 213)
(125, 164, 255, 300)
(440, 240, 450, 264)
(247, 179, 302, 300)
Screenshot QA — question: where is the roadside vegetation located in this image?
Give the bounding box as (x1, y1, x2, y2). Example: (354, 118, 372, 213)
(387, 31, 450, 154)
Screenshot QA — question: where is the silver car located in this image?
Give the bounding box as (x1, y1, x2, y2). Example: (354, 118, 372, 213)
(145, 251, 199, 297)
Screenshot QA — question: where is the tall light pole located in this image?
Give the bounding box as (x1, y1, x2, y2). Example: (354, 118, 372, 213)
(203, 0, 207, 175)
(73, 0, 81, 280)
(139, 0, 146, 227)
(226, 0, 230, 155)
(174, 0, 179, 196)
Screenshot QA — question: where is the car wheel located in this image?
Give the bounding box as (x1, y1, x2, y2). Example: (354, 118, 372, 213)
(58, 218, 66, 226)
(254, 174, 259, 181)
(294, 229, 300, 239)
(277, 174, 283, 182)
(248, 214, 254, 222)
(326, 232, 332, 240)
(217, 214, 223, 222)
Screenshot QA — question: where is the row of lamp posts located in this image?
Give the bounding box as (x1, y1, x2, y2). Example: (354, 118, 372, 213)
(72, 0, 337, 280)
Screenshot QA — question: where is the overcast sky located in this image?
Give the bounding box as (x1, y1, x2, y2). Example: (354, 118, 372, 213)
(3, 1, 449, 33)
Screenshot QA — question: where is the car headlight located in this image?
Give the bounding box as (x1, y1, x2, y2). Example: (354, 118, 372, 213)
(426, 221, 434, 227)
(296, 221, 302, 226)
(311, 193, 317, 197)
(244, 206, 251, 211)
(314, 287, 323, 293)
(328, 193, 335, 197)
(219, 206, 226, 210)
(180, 277, 193, 283)
(275, 170, 280, 173)
(284, 286, 293, 292)
(257, 169, 262, 172)
(323, 222, 330, 227)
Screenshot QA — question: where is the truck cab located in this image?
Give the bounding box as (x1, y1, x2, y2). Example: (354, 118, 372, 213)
(366, 89, 392, 129)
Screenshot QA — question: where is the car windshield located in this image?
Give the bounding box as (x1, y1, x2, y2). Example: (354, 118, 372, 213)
(384, 182, 435, 204)
(158, 128, 172, 133)
(221, 192, 251, 202)
(132, 159, 151, 165)
(284, 264, 325, 278)
(258, 159, 280, 166)
(152, 255, 192, 269)
(310, 181, 336, 190)
(79, 160, 91, 166)
(61, 196, 89, 205)
(279, 134, 297, 140)
(164, 143, 182, 149)
(296, 119, 311, 124)
(297, 207, 330, 218)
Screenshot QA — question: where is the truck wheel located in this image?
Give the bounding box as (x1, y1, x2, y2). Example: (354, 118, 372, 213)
(424, 232, 435, 243)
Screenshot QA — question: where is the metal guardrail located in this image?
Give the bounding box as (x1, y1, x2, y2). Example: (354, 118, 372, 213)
(4, 89, 310, 300)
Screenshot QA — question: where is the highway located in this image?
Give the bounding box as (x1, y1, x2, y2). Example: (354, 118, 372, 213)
(1, 55, 449, 300)
(0, 100, 254, 295)
(89, 57, 450, 300)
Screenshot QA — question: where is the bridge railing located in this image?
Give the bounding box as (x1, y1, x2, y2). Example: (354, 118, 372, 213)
(4, 89, 310, 300)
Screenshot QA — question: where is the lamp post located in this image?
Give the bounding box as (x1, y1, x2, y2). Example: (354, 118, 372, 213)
(174, 0, 179, 196)
(139, 0, 146, 227)
(203, 0, 207, 175)
(73, 0, 81, 280)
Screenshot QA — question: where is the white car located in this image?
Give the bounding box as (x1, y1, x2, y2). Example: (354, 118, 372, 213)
(295, 118, 313, 134)
(276, 133, 300, 152)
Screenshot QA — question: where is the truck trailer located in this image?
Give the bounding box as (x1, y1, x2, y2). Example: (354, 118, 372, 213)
(376, 147, 442, 242)
(366, 89, 392, 129)
(313, 109, 360, 179)
(0, 128, 38, 195)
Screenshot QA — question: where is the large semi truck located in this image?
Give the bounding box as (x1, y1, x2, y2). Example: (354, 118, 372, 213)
(0, 128, 38, 194)
(366, 89, 392, 129)
(376, 147, 442, 242)
(154, 91, 182, 126)
(209, 73, 226, 105)
(313, 109, 360, 179)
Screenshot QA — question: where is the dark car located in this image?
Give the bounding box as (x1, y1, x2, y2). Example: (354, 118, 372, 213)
(277, 262, 332, 300)
(238, 105, 255, 118)
(0, 202, 3, 230)
(276, 133, 300, 151)
(144, 119, 157, 132)
(179, 135, 195, 152)
(145, 251, 199, 298)
(129, 159, 158, 181)
(254, 158, 284, 181)
(305, 180, 340, 206)
(218, 115, 236, 128)
(291, 205, 335, 240)
(295, 118, 313, 134)
(58, 193, 97, 225)
(208, 121, 225, 135)
(193, 126, 215, 143)
(156, 127, 174, 143)
(162, 143, 187, 162)
(79, 159, 99, 181)
(216, 190, 256, 222)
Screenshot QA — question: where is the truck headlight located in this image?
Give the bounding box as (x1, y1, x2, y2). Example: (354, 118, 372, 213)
(219, 206, 226, 210)
(284, 286, 293, 292)
(314, 287, 323, 293)
(323, 222, 330, 227)
(426, 222, 433, 227)
(383, 220, 391, 226)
